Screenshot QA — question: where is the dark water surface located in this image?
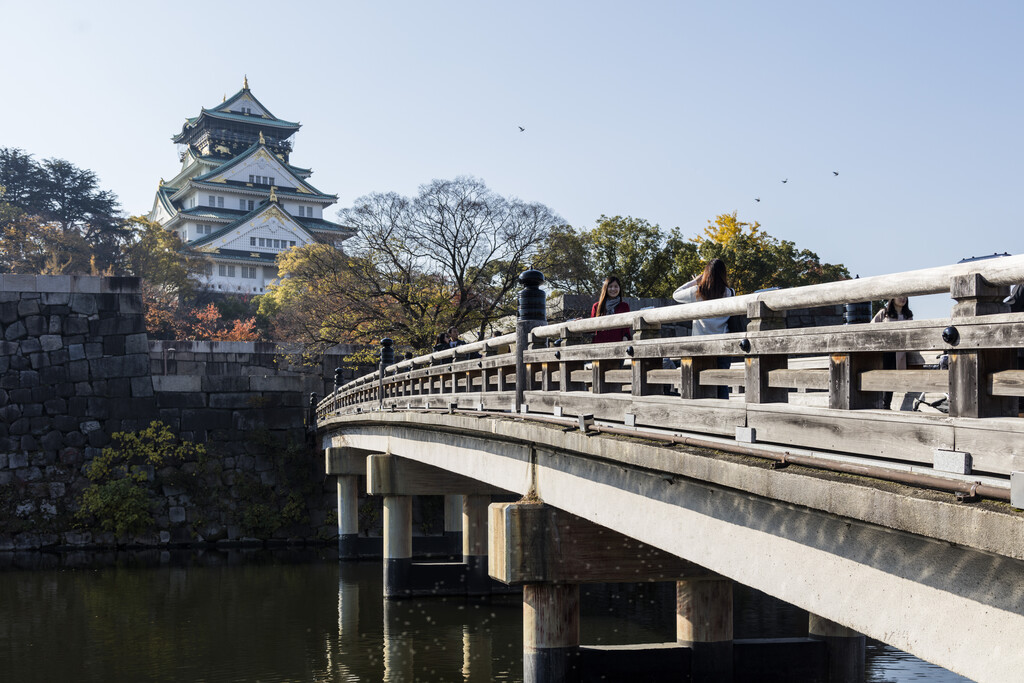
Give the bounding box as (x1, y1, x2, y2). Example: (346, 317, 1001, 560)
(0, 550, 973, 682)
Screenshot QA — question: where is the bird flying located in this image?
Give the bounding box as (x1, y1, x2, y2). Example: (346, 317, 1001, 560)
(782, 179, 788, 183)
(755, 197, 760, 202)
(518, 126, 525, 132)
(833, 171, 839, 176)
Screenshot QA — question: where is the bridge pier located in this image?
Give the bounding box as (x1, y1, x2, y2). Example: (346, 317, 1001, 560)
(677, 577, 734, 682)
(524, 583, 582, 683)
(369, 454, 507, 598)
(325, 447, 371, 559)
(444, 494, 464, 554)
(383, 495, 413, 599)
(809, 614, 865, 683)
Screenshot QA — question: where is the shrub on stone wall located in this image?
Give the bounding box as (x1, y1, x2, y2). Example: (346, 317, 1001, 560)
(76, 421, 204, 538)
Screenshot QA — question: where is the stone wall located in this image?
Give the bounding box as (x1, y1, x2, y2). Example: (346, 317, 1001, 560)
(0, 275, 354, 551)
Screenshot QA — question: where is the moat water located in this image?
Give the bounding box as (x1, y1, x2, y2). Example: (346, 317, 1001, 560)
(0, 549, 972, 682)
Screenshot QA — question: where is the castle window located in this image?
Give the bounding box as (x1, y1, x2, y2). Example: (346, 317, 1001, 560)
(249, 175, 255, 183)
(250, 237, 256, 246)
(217, 197, 224, 208)
(242, 266, 257, 279)
(208, 195, 216, 207)
(290, 241, 296, 247)
(269, 177, 275, 186)
(204, 263, 213, 277)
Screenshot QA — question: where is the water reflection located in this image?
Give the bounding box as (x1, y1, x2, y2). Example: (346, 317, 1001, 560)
(0, 551, 974, 682)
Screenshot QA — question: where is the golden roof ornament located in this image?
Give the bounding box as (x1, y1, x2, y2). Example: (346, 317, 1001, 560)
(259, 131, 265, 145)
(159, 178, 165, 186)
(269, 186, 278, 203)
(244, 74, 249, 89)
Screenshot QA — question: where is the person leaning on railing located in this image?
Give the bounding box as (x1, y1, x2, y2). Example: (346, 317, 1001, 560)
(591, 275, 632, 343)
(672, 258, 736, 398)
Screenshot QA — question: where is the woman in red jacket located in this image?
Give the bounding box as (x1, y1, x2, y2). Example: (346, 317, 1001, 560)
(590, 276, 631, 343)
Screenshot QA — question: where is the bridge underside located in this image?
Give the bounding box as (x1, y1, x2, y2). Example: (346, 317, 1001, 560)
(322, 411, 1024, 683)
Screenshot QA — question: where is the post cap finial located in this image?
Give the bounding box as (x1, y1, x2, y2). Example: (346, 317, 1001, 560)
(381, 338, 394, 348)
(519, 268, 545, 288)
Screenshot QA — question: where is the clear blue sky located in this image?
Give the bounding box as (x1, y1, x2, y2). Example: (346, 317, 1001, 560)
(2, 1, 1021, 318)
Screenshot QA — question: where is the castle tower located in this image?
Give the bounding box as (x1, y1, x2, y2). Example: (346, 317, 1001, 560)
(148, 77, 354, 294)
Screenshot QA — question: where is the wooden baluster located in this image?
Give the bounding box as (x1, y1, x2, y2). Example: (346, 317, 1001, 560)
(948, 273, 1015, 418)
(744, 301, 788, 404)
(680, 356, 717, 400)
(631, 317, 661, 397)
(559, 329, 586, 393)
(829, 352, 884, 410)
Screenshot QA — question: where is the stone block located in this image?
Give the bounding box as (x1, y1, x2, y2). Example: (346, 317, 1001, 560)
(63, 431, 86, 448)
(125, 333, 148, 355)
(17, 298, 41, 317)
(87, 397, 110, 420)
(63, 317, 89, 335)
(42, 291, 71, 306)
(67, 360, 89, 383)
(0, 340, 17, 356)
(68, 344, 86, 361)
(40, 430, 63, 451)
(29, 353, 47, 370)
(47, 349, 69, 366)
(40, 366, 68, 385)
(250, 375, 304, 392)
(168, 506, 187, 524)
(736, 426, 757, 443)
(152, 375, 201, 392)
(3, 274, 37, 291)
(38, 334, 61, 352)
(181, 409, 233, 432)
(70, 276, 101, 294)
(48, 315, 62, 334)
(84, 342, 103, 359)
(0, 301, 17, 324)
(201, 375, 250, 392)
(24, 315, 46, 336)
(68, 293, 98, 315)
(934, 449, 971, 475)
(9, 452, 28, 469)
(1012, 472, 1024, 510)
(209, 393, 255, 409)
(19, 370, 39, 387)
(87, 430, 110, 448)
(131, 377, 154, 397)
(106, 378, 130, 398)
(103, 335, 125, 356)
(21, 337, 41, 354)
(4, 320, 26, 341)
(156, 392, 205, 409)
(43, 398, 67, 415)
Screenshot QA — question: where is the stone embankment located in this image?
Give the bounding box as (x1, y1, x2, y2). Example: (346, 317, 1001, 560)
(0, 274, 356, 550)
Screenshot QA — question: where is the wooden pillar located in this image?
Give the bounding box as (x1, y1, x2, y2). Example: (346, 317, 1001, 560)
(337, 475, 359, 559)
(745, 302, 788, 404)
(680, 356, 717, 400)
(808, 614, 865, 683)
(631, 318, 660, 397)
(523, 583, 581, 683)
(677, 578, 733, 682)
(829, 353, 884, 410)
(948, 273, 1016, 418)
(383, 495, 412, 599)
(463, 494, 491, 595)
(559, 329, 587, 392)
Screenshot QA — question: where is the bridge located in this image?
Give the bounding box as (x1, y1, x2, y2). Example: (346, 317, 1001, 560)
(317, 255, 1024, 683)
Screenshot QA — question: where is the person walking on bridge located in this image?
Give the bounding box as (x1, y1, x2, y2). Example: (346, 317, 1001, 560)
(590, 275, 632, 344)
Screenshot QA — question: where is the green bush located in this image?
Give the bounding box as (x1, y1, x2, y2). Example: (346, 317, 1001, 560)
(76, 421, 205, 538)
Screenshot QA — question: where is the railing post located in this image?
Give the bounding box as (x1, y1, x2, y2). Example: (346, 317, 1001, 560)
(379, 338, 394, 410)
(948, 273, 1015, 418)
(745, 302, 788, 404)
(631, 317, 661, 397)
(516, 269, 546, 412)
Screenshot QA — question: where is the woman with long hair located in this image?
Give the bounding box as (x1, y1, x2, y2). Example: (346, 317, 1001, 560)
(671, 258, 735, 335)
(590, 275, 631, 344)
(872, 296, 913, 409)
(672, 259, 736, 398)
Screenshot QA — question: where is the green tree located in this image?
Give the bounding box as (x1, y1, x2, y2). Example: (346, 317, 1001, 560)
(0, 147, 125, 273)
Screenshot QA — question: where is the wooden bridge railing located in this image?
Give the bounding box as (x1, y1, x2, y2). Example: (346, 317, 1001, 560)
(318, 255, 1024, 483)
